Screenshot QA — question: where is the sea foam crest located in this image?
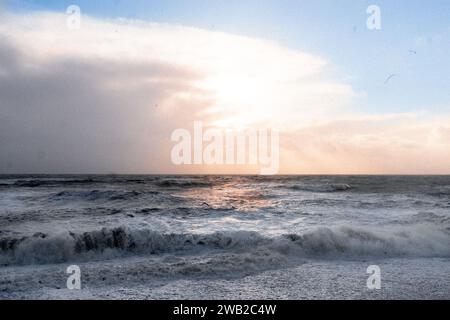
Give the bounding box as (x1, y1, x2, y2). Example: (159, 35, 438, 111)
(1, 224, 449, 266)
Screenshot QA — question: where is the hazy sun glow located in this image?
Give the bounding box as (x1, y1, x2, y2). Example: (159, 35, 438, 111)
(1, 11, 449, 174)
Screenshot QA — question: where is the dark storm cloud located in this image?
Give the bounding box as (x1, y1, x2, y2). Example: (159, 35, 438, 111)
(0, 39, 210, 173)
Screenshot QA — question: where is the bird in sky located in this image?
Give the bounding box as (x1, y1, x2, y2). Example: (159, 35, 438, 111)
(384, 74, 396, 84)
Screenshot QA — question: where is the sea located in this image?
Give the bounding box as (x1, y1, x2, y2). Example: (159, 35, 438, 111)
(0, 175, 449, 299)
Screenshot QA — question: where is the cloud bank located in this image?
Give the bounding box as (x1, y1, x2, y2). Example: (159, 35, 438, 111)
(0, 12, 449, 174)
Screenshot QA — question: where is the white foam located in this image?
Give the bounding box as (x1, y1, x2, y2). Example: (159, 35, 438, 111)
(1, 224, 449, 266)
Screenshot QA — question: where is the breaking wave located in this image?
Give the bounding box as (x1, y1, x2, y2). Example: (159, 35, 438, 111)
(1, 224, 449, 266)
(155, 179, 212, 188)
(288, 183, 352, 193)
(10, 179, 96, 188)
(50, 190, 148, 201)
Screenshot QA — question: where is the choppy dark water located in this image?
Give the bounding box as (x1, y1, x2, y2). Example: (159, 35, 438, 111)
(1, 175, 450, 266)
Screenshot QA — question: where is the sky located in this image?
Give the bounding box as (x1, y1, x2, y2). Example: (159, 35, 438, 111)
(0, 0, 449, 174)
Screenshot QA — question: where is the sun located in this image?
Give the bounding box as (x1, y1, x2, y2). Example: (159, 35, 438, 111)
(197, 72, 279, 129)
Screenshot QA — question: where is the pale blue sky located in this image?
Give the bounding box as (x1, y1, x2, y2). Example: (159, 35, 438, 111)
(5, 0, 450, 115)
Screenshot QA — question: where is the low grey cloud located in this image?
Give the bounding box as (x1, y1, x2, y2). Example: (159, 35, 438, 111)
(0, 37, 211, 173)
